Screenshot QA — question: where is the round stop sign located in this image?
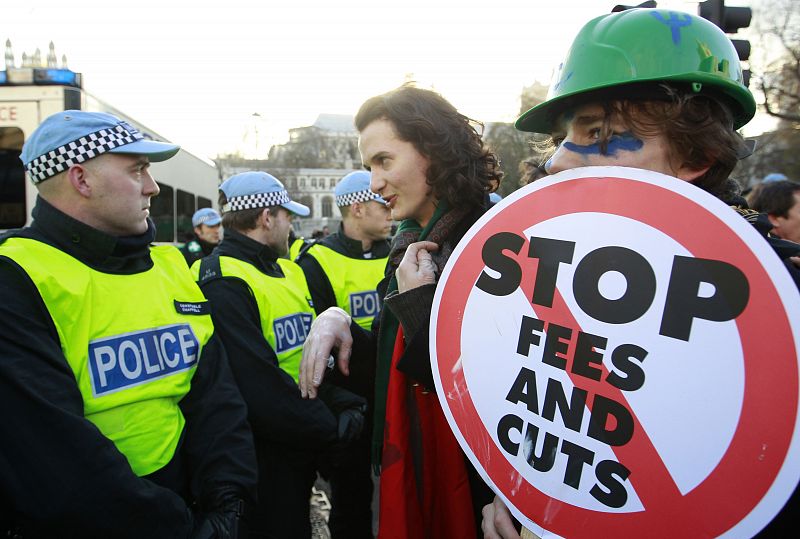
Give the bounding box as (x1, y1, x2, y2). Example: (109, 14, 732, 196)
(431, 167, 800, 538)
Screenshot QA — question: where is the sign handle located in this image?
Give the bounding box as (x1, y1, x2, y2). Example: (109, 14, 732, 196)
(521, 526, 541, 539)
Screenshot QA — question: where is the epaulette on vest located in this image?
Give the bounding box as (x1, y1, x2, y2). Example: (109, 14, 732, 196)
(198, 254, 224, 285)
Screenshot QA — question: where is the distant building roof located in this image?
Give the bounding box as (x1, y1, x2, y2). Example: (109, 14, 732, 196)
(313, 114, 356, 134)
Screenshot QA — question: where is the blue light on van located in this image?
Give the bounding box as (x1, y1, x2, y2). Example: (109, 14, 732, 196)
(33, 68, 81, 87)
(0, 68, 82, 88)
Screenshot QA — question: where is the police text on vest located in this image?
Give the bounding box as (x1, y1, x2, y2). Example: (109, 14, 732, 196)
(274, 313, 313, 354)
(349, 291, 380, 319)
(88, 324, 199, 396)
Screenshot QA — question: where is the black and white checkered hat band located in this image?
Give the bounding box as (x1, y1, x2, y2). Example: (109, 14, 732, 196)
(222, 190, 291, 212)
(335, 189, 382, 207)
(25, 123, 142, 184)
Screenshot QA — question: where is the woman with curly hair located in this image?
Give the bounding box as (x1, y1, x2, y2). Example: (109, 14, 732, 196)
(300, 84, 502, 538)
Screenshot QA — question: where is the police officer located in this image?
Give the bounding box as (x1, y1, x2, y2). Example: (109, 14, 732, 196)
(296, 170, 392, 538)
(0, 110, 257, 538)
(192, 171, 366, 538)
(180, 207, 222, 266)
(297, 170, 391, 328)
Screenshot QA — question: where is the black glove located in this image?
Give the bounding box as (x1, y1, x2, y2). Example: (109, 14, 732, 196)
(336, 406, 365, 444)
(317, 383, 367, 444)
(190, 485, 245, 539)
(191, 508, 241, 539)
(315, 384, 367, 476)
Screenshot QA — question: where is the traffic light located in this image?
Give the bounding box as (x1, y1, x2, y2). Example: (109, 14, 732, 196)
(611, 1, 656, 13)
(698, 1, 751, 60)
(698, 0, 752, 85)
(698, 0, 752, 34)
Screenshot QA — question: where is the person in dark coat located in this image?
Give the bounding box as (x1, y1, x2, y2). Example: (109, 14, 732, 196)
(192, 171, 366, 539)
(298, 85, 504, 538)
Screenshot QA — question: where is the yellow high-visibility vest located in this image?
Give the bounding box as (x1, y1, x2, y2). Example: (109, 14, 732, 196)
(194, 255, 314, 382)
(0, 238, 213, 476)
(306, 243, 386, 329)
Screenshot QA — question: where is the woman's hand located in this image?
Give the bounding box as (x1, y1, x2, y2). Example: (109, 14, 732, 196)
(396, 241, 439, 293)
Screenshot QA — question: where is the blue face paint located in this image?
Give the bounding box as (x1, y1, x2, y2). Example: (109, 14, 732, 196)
(562, 132, 644, 157)
(650, 11, 692, 45)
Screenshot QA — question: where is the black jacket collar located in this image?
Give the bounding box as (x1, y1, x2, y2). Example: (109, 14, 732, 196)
(18, 196, 155, 273)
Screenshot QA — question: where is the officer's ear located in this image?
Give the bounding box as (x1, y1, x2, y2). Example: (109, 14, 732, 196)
(351, 201, 364, 218)
(260, 207, 273, 230)
(66, 164, 93, 198)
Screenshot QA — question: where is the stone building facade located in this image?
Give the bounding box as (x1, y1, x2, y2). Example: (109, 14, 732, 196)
(216, 114, 363, 237)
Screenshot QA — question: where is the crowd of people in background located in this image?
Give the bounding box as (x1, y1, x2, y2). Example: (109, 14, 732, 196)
(2, 6, 800, 539)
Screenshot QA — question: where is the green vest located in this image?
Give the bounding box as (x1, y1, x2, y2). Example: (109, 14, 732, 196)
(0, 238, 214, 476)
(306, 243, 386, 329)
(193, 256, 314, 382)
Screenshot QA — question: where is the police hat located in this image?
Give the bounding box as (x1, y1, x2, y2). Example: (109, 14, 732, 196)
(192, 207, 222, 227)
(21, 110, 180, 184)
(334, 171, 386, 207)
(219, 171, 310, 216)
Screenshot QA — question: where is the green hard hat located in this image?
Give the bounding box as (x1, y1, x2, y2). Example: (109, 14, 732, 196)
(516, 8, 756, 133)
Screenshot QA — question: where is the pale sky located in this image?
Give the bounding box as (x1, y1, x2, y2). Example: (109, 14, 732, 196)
(4, 0, 766, 161)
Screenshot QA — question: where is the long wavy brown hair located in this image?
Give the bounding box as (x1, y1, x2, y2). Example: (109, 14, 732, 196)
(354, 84, 503, 210)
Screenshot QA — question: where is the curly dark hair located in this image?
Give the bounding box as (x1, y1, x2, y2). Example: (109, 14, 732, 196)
(539, 84, 748, 202)
(354, 84, 503, 209)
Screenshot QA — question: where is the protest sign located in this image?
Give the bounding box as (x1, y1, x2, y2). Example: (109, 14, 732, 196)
(431, 167, 800, 538)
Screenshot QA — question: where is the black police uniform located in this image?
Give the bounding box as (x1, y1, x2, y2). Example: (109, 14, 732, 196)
(196, 228, 365, 539)
(0, 197, 257, 538)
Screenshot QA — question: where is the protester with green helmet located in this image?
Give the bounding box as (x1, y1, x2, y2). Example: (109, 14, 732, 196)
(482, 7, 799, 539)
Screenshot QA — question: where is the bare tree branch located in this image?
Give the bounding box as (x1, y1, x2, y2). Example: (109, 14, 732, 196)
(752, 0, 800, 124)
